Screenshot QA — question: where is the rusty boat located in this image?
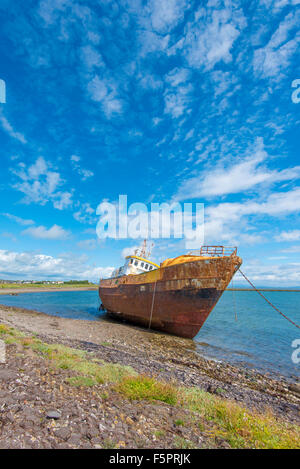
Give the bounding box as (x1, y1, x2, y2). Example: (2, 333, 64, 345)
(99, 245, 242, 339)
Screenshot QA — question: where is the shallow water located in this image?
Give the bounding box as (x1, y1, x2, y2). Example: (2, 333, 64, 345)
(0, 290, 299, 379)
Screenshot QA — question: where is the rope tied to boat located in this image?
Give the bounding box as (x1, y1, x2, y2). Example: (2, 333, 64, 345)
(148, 277, 157, 329)
(239, 269, 300, 330)
(231, 275, 238, 322)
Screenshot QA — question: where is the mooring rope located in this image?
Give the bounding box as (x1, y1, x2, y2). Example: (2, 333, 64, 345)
(148, 278, 157, 329)
(231, 275, 238, 322)
(239, 269, 300, 330)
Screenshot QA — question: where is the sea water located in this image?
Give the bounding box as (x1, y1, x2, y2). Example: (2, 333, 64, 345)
(0, 290, 299, 380)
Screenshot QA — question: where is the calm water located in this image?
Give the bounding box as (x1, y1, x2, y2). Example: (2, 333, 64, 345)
(0, 290, 299, 380)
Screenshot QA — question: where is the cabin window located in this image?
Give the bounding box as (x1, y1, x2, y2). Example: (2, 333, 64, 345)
(141, 262, 144, 267)
(130, 259, 133, 264)
(145, 264, 148, 269)
(149, 266, 153, 270)
(134, 260, 138, 266)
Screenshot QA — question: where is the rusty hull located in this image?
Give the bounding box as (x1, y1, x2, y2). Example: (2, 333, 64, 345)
(99, 255, 242, 339)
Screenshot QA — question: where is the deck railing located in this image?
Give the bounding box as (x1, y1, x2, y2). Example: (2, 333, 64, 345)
(188, 246, 237, 257)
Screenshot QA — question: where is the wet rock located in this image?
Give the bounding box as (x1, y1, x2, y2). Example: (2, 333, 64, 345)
(288, 383, 300, 395)
(46, 410, 61, 420)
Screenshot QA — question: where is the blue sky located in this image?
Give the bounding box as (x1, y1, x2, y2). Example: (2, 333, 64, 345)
(0, 0, 299, 285)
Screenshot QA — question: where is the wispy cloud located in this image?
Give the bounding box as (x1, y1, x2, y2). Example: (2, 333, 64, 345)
(87, 75, 123, 117)
(73, 202, 96, 224)
(175, 139, 300, 200)
(22, 224, 71, 240)
(177, 4, 246, 70)
(275, 230, 300, 242)
(253, 10, 300, 79)
(70, 155, 94, 181)
(2, 213, 34, 226)
(12, 157, 73, 210)
(0, 111, 27, 144)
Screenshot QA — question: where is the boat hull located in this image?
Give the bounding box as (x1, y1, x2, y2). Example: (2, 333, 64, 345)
(99, 256, 242, 339)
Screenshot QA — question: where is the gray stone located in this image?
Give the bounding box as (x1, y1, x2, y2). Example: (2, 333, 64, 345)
(46, 410, 61, 420)
(68, 433, 81, 445)
(0, 369, 17, 380)
(54, 427, 71, 441)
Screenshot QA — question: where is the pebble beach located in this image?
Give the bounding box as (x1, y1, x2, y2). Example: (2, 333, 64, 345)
(0, 302, 299, 449)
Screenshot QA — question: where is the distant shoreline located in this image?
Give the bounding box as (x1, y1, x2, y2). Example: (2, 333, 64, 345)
(0, 286, 98, 295)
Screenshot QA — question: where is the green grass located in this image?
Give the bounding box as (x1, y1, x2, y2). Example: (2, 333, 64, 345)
(116, 375, 300, 449)
(66, 376, 97, 387)
(173, 436, 197, 449)
(0, 324, 137, 386)
(174, 419, 185, 426)
(115, 375, 178, 405)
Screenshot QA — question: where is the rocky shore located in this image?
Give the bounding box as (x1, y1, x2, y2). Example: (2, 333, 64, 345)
(0, 304, 299, 449)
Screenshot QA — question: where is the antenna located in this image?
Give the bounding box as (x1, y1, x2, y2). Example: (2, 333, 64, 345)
(147, 242, 154, 259)
(140, 239, 147, 258)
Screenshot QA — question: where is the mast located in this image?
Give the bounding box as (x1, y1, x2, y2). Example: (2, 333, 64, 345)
(140, 239, 147, 258)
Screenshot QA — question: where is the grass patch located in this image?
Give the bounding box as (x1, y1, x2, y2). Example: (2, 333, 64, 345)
(181, 387, 300, 449)
(102, 439, 116, 449)
(116, 374, 300, 449)
(174, 419, 185, 426)
(173, 436, 197, 449)
(0, 323, 137, 386)
(0, 324, 10, 334)
(115, 375, 178, 405)
(66, 376, 97, 387)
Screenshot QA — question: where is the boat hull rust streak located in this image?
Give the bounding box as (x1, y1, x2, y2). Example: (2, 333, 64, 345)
(99, 256, 242, 339)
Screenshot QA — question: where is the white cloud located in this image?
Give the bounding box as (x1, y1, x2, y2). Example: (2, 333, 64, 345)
(12, 156, 73, 210)
(70, 155, 94, 181)
(280, 245, 300, 253)
(73, 202, 96, 224)
(235, 259, 300, 286)
(148, 0, 189, 34)
(38, 0, 72, 26)
(87, 75, 123, 117)
(2, 213, 35, 226)
(175, 140, 300, 199)
(0, 111, 27, 144)
(1, 232, 17, 242)
(121, 245, 140, 258)
(275, 230, 300, 241)
(164, 68, 192, 118)
(138, 30, 170, 56)
(0, 249, 113, 282)
(70, 154, 80, 162)
(253, 10, 300, 79)
(22, 224, 70, 240)
(180, 5, 246, 70)
(199, 187, 300, 245)
(80, 45, 104, 70)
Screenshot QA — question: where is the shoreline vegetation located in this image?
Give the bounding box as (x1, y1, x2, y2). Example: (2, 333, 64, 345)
(0, 282, 299, 295)
(0, 304, 299, 449)
(0, 284, 98, 294)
